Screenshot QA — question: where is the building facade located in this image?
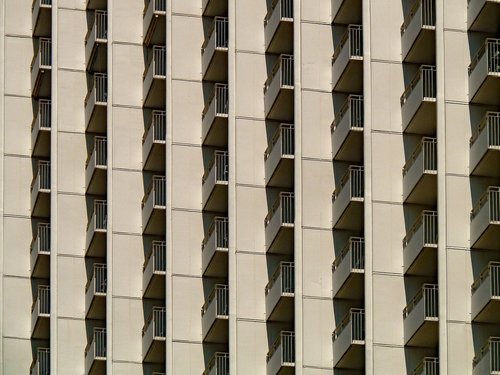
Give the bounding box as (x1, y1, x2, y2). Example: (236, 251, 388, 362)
(0, 0, 499, 374)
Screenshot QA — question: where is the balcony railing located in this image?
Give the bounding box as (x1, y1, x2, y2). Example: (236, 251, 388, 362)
(203, 151, 229, 185)
(88, 200, 107, 231)
(144, 110, 166, 144)
(332, 165, 364, 202)
(267, 331, 295, 364)
(332, 24, 363, 63)
(264, 0, 293, 54)
(202, 17, 228, 53)
(203, 84, 229, 119)
(85, 73, 108, 106)
(144, 241, 166, 273)
(202, 284, 229, 317)
(86, 263, 107, 295)
(401, 0, 436, 34)
(32, 99, 51, 157)
(32, 285, 50, 316)
(33, 99, 51, 132)
(143, 175, 166, 208)
(333, 308, 365, 342)
(265, 192, 295, 227)
(403, 284, 438, 319)
(403, 137, 437, 176)
(86, 136, 107, 169)
(403, 210, 438, 248)
(265, 123, 294, 161)
(264, 0, 293, 25)
(30, 348, 50, 375)
(86, 10, 108, 42)
(202, 216, 229, 250)
(143, 306, 166, 338)
(471, 186, 500, 222)
(410, 357, 439, 375)
(401, 65, 437, 106)
(32, 222, 50, 254)
(144, 0, 166, 14)
(32, 37, 52, 69)
(332, 237, 365, 273)
(85, 327, 106, 359)
(145, 46, 167, 78)
(264, 54, 294, 93)
(144, 0, 166, 46)
(32, 160, 51, 192)
(469, 38, 500, 75)
(332, 95, 363, 132)
(470, 111, 500, 149)
(203, 352, 229, 375)
(266, 261, 295, 296)
(473, 337, 500, 372)
(473, 261, 500, 294)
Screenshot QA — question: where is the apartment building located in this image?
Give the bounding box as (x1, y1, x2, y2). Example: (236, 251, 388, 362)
(0, 0, 499, 374)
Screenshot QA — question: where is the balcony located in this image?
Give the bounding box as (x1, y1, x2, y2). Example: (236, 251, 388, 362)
(143, 110, 166, 172)
(265, 262, 294, 322)
(472, 262, 500, 323)
(332, 308, 365, 370)
(202, 17, 228, 82)
(30, 348, 50, 375)
(202, 0, 228, 16)
(469, 39, 500, 105)
(403, 211, 438, 276)
(143, 241, 166, 299)
(202, 84, 228, 147)
(403, 137, 437, 204)
(331, 0, 362, 25)
(468, 0, 500, 33)
(264, 0, 293, 54)
(30, 223, 50, 279)
(470, 112, 500, 177)
(332, 166, 364, 231)
(473, 337, 500, 375)
(144, 0, 166, 46)
(202, 217, 228, 278)
(471, 187, 500, 250)
(85, 200, 107, 258)
(32, 0, 51, 37)
(331, 95, 363, 162)
(266, 331, 295, 375)
(85, 73, 107, 134)
(403, 284, 438, 347)
(202, 151, 228, 212)
(85, 263, 106, 320)
(31, 285, 50, 339)
(142, 176, 166, 235)
(265, 192, 294, 254)
(202, 284, 229, 343)
(85, 11, 107, 73)
(85, 137, 107, 195)
(410, 357, 439, 375)
(265, 124, 294, 188)
(401, 0, 436, 64)
(332, 25, 363, 93)
(203, 352, 229, 375)
(32, 100, 51, 158)
(31, 38, 51, 99)
(264, 55, 294, 122)
(401, 65, 436, 134)
(31, 160, 50, 218)
(144, 46, 166, 109)
(86, 0, 107, 10)
(143, 307, 166, 363)
(84, 328, 106, 375)
(332, 237, 364, 299)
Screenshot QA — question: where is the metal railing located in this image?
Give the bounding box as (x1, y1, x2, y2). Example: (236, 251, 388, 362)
(264, 0, 293, 25)
(265, 54, 294, 93)
(143, 306, 166, 337)
(403, 137, 437, 176)
(332, 25, 363, 62)
(401, 0, 436, 34)
(32, 160, 51, 191)
(143, 175, 166, 208)
(265, 261, 294, 295)
(332, 165, 364, 202)
(471, 262, 500, 296)
(33, 99, 51, 130)
(86, 136, 107, 168)
(202, 17, 228, 53)
(86, 263, 107, 294)
(33, 0, 52, 7)
(264, 123, 294, 160)
(470, 112, 500, 148)
(471, 186, 500, 221)
(403, 210, 438, 247)
(202, 217, 229, 250)
(89, 200, 107, 231)
(469, 38, 500, 75)
(88, 10, 107, 42)
(331, 95, 364, 131)
(332, 237, 365, 272)
(31, 222, 50, 254)
(265, 192, 295, 226)
(32, 285, 50, 315)
(144, 240, 166, 272)
(85, 73, 108, 105)
(29, 348, 50, 375)
(203, 352, 229, 375)
(201, 284, 229, 317)
(267, 331, 295, 363)
(32, 38, 52, 69)
(202, 151, 229, 184)
(333, 308, 365, 342)
(85, 328, 106, 359)
(473, 337, 500, 370)
(203, 83, 229, 118)
(401, 65, 436, 105)
(144, 110, 166, 143)
(145, 45, 166, 78)
(144, 0, 166, 14)
(410, 357, 439, 375)
(403, 284, 438, 319)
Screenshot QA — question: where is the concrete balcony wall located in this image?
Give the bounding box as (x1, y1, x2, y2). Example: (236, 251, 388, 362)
(265, 124, 294, 188)
(332, 167, 364, 231)
(331, 96, 363, 162)
(403, 211, 438, 276)
(201, 286, 229, 343)
(471, 263, 500, 323)
(468, 0, 500, 32)
(469, 39, 500, 105)
(470, 187, 500, 250)
(202, 218, 228, 278)
(143, 48, 166, 109)
(331, 0, 362, 24)
(332, 312, 365, 369)
(85, 11, 107, 73)
(401, 0, 436, 64)
(264, 0, 293, 54)
(332, 238, 364, 299)
(264, 56, 294, 122)
(202, 18, 228, 82)
(403, 286, 438, 347)
(332, 26, 363, 93)
(202, 0, 228, 17)
(265, 193, 294, 254)
(265, 262, 294, 322)
(144, 0, 166, 46)
(202, 85, 228, 147)
(470, 113, 500, 177)
(31, 100, 51, 158)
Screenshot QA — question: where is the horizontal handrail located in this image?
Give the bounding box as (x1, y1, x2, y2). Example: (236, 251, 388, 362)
(403, 284, 438, 318)
(403, 210, 437, 247)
